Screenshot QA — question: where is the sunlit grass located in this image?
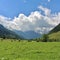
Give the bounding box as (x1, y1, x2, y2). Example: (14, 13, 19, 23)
(0, 39, 60, 60)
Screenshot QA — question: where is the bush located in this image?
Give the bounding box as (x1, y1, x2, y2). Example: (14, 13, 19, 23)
(18, 40, 21, 42)
(28, 40, 32, 42)
(42, 34, 49, 42)
(36, 40, 40, 42)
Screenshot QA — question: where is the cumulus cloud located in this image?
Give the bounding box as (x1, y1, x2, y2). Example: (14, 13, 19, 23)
(0, 5, 60, 34)
(38, 5, 51, 16)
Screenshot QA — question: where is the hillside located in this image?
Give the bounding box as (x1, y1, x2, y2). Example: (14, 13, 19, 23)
(49, 31, 60, 40)
(14, 30, 41, 39)
(49, 23, 60, 40)
(49, 24, 60, 34)
(0, 24, 22, 39)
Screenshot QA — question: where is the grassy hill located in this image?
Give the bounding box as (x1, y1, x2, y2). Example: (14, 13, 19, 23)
(48, 24, 60, 41)
(0, 39, 60, 60)
(49, 24, 60, 34)
(49, 31, 60, 41)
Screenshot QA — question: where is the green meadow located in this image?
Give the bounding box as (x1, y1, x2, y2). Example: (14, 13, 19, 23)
(49, 31, 60, 40)
(0, 39, 60, 60)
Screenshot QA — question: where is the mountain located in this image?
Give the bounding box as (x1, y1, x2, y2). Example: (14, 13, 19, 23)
(0, 24, 22, 39)
(24, 31, 41, 39)
(49, 23, 60, 34)
(14, 30, 41, 39)
(49, 23, 60, 40)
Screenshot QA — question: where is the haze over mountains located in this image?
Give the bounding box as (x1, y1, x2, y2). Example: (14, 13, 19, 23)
(14, 30, 41, 39)
(0, 22, 60, 39)
(0, 23, 60, 40)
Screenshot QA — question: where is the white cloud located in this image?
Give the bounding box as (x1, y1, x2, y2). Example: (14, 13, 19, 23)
(38, 5, 51, 16)
(0, 5, 60, 35)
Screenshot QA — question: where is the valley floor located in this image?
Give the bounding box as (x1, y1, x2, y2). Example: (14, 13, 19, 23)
(0, 39, 60, 60)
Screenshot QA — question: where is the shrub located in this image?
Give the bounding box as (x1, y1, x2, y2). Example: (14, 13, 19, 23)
(28, 40, 32, 42)
(18, 39, 21, 42)
(42, 34, 49, 42)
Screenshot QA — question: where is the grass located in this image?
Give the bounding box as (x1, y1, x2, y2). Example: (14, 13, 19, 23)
(49, 31, 60, 40)
(0, 39, 60, 60)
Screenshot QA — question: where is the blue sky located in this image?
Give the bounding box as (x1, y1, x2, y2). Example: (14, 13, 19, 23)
(0, 0, 60, 18)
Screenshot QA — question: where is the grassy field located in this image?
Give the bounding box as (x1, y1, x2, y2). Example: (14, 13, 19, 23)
(0, 39, 60, 60)
(49, 31, 60, 40)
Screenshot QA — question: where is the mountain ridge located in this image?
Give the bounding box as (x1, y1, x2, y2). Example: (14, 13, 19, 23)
(49, 23, 60, 40)
(49, 23, 60, 34)
(0, 24, 22, 39)
(14, 30, 41, 39)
